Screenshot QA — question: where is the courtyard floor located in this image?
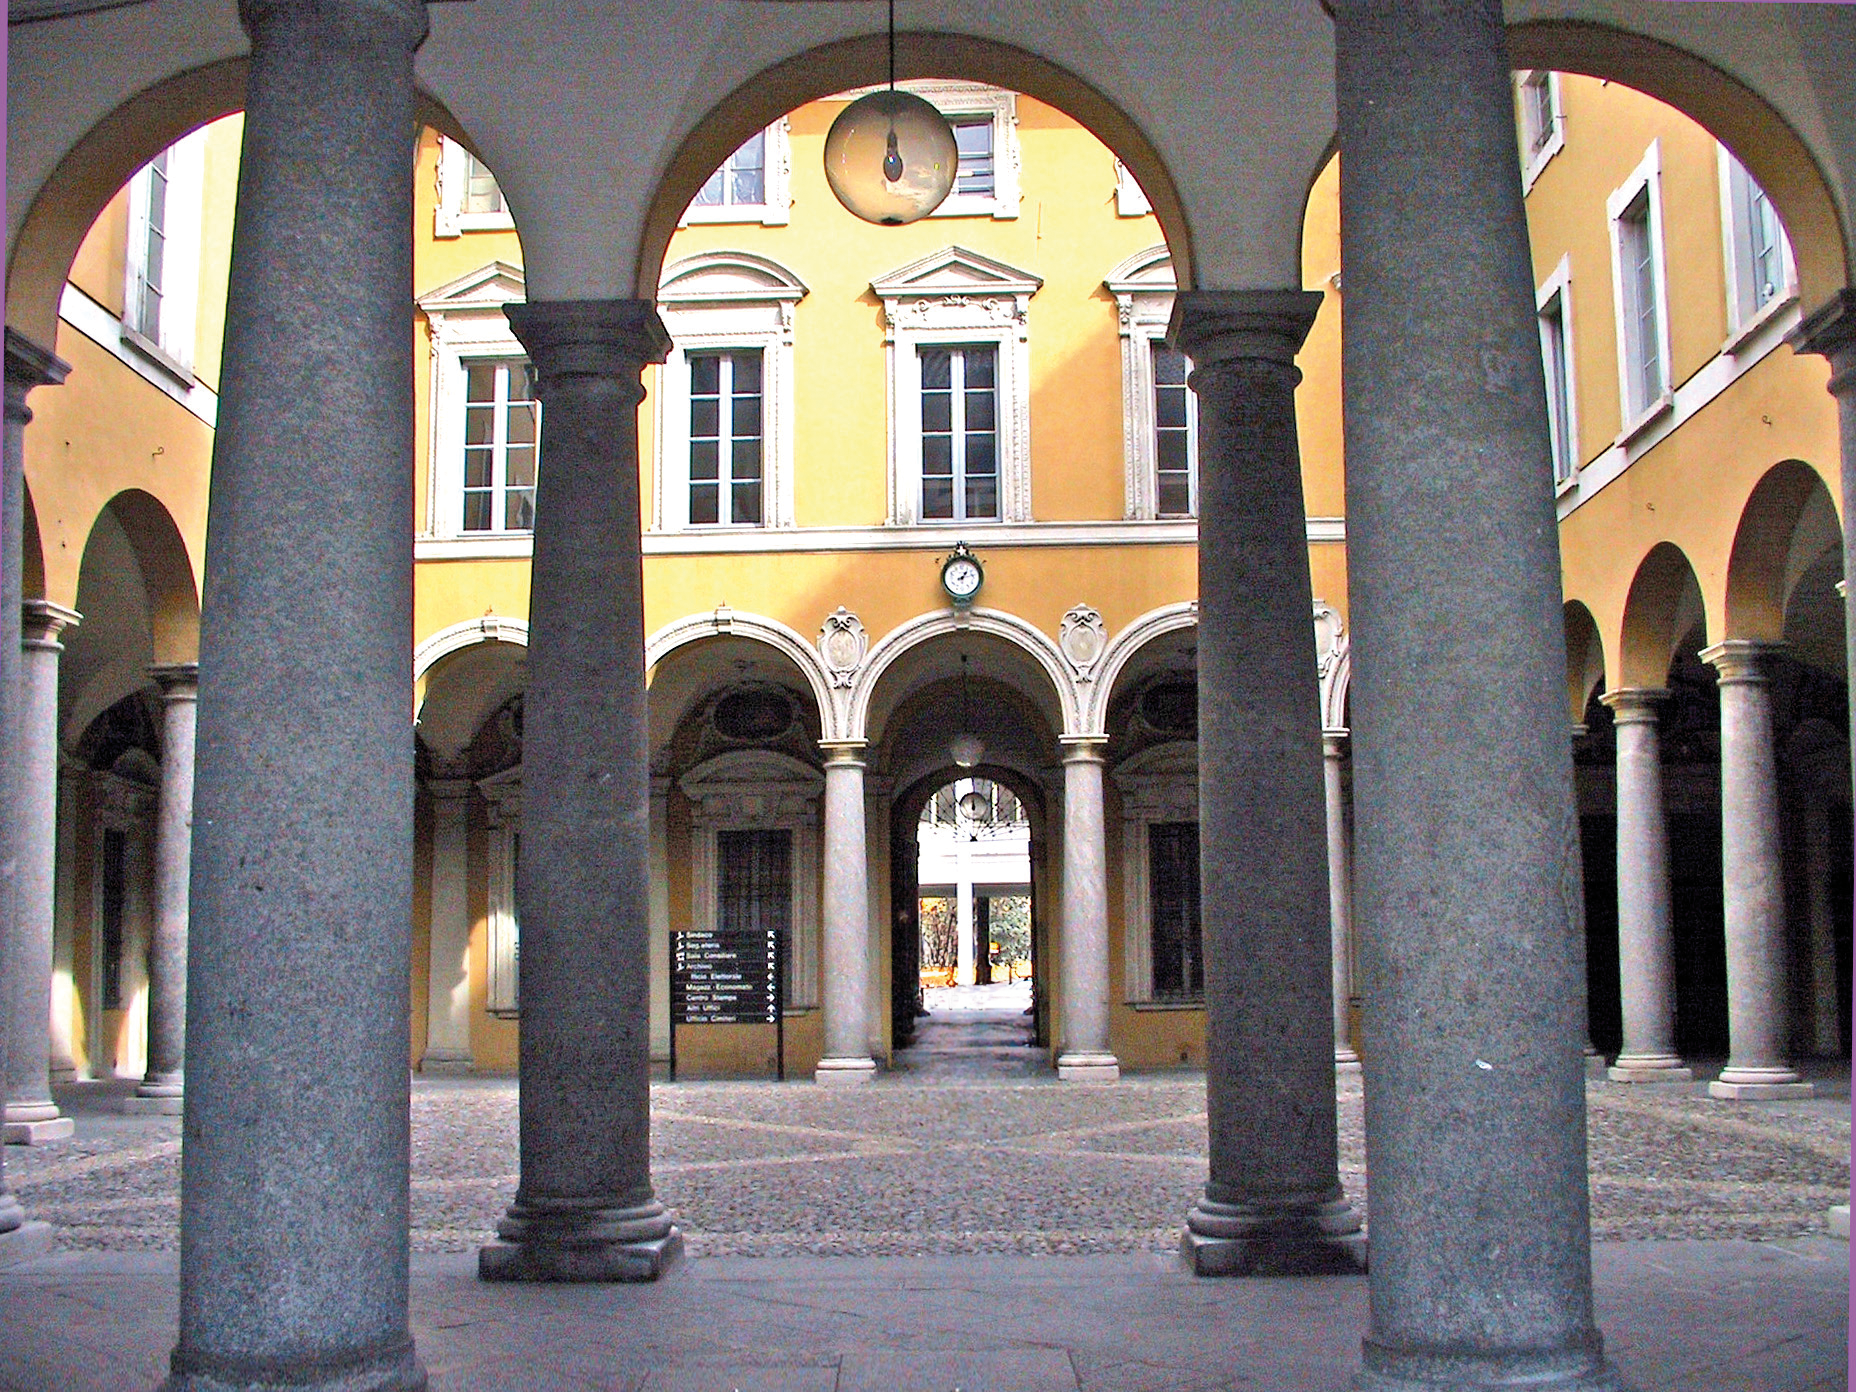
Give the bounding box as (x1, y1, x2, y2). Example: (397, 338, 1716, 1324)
(0, 1034, 1847, 1389)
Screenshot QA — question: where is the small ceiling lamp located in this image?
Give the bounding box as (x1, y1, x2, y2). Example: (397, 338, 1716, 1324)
(949, 653, 984, 768)
(823, 0, 958, 225)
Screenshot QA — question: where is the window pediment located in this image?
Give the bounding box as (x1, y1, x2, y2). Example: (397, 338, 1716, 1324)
(871, 246, 1042, 325)
(679, 750, 824, 823)
(417, 261, 526, 317)
(659, 251, 808, 308)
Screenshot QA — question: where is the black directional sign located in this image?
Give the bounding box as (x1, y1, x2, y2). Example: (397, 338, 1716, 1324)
(672, 928, 780, 1025)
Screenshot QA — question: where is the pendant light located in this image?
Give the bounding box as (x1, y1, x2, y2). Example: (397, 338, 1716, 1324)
(949, 652, 984, 769)
(823, 0, 958, 225)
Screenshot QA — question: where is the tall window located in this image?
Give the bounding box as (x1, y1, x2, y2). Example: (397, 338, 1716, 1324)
(462, 359, 539, 533)
(1537, 288, 1576, 485)
(1148, 821, 1202, 1000)
(1721, 152, 1793, 333)
(1152, 346, 1196, 517)
(920, 345, 999, 522)
(694, 130, 767, 209)
(1515, 70, 1564, 192)
(122, 130, 204, 372)
(1612, 182, 1666, 420)
(951, 117, 995, 198)
(688, 350, 764, 526)
(131, 148, 169, 342)
(462, 153, 504, 215)
(718, 828, 794, 1000)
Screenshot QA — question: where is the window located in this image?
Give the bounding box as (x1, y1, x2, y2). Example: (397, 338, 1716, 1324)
(460, 359, 539, 533)
(480, 767, 521, 1016)
(872, 245, 1039, 525)
(919, 345, 998, 522)
(951, 117, 995, 198)
(1719, 148, 1796, 342)
(1147, 822, 1203, 1000)
(1105, 247, 1195, 520)
(655, 252, 806, 532)
(1114, 741, 1201, 1005)
(681, 121, 792, 226)
(122, 129, 205, 374)
(687, 350, 764, 526)
(433, 136, 516, 236)
(1536, 256, 1579, 488)
(718, 828, 794, 1001)
(1152, 347, 1196, 517)
(1114, 160, 1153, 218)
(834, 81, 1020, 219)
(1607, 143, 1671, 430)
(1516, 70, 1564, 191)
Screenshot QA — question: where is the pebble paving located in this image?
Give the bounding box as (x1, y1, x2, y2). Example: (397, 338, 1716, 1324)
(7, 1068, 1845, 1258)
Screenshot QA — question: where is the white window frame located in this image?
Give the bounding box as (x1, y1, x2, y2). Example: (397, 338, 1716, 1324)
(680, 751, 823, 1011)
(682, 349, 768, 527)
(1606, 141, 1674, 438)
(916, 343, 1003, 524)
(1536, 255, 1581, 493)
(418, 261, 535, 545)
(1105, 247, 1196, 520)
(873, 245, 1040, 527)
(655, 251, 806, 532)
(1114, 159, 1153, 218)
(122, 128, 206, 379)
(458, 358, 540, 535)
(434, 136, 517, 237)
(479, 767, 521, 1017)
(832, 80, 1020, 220)
(680, 119, 793, 227)
(1716, 144, 1798, 353)
(1112, 741, 1200, 1006)
(1515, 69, 1565, 193)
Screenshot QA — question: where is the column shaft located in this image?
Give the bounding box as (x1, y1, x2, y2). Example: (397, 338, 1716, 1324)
(1323, 731, 1360, 1070)
(1602, 690, 1690, 1082)
(1171, 292, 1361, 1275)
(479, 300, 680, 1282)
(127, 664, 198, 1113)
(167, 0, 428, 1385)
(4, 602, 78, 1142)
(0, 329, 65, 1262)
(1703, 641, 1811, 1098)
(817, 743, 877, 1082)
(1056, 741, 1117, 1080)
(1333, 2, 1622, 1386)
(419, 780, 473, 1073)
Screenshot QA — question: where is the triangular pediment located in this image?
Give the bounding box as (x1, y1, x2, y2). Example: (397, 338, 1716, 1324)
(659, 250, 808, 305)
(870, 245, 1042, 301)
(417, 260, 526, 314)
(679, 749, 824, 796)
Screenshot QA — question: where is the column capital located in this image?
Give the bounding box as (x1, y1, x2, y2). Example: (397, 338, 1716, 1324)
(238, 0, 429, 48)
(504, 300, 671, 400)
(21, 599, 80, 648)
(1166, 289, 1324, 371)
(4, 327, 69, 425)
(819, 740, 868, 767)
(1788, 288, 1856, 382)
(1599, 687, 1669, 723)
(1059, 735, 1108, 765)
(1321, 728, 1349, 758)
(425, 777, 472, 803)
(1701, 639, 1783, 686)
(148, 662, 200, 699)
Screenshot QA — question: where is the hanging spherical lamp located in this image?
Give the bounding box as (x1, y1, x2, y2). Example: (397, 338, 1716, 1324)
(823, 0, 958, 226)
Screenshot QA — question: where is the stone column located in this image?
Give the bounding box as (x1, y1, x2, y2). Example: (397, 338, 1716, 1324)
(1171, 293, 1362, 1274)
(1056, 738, 1118, 1080)
(5, 600, 80, 1144)
(1323, 730, 1360, 1071)
(1332, 2, 1624, 1387)
(817, 742, 877, 1083)
(418, 778, 473, 1074)
(166, 0, 428, 1385)
(1701, 641, 1812, 1098)
(1800, 796, 1842, 1056)
(0, 330, 64, 1262)
(1601, 689, 1692, 1083)
(479, 300, 681, 1282)
(125, 663, 198, 1114)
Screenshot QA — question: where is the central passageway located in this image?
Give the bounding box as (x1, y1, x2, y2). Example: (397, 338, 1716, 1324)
(892, 982, 1043, 1080)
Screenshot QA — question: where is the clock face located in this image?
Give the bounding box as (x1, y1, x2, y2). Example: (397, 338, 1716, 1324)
(943, 556, 982, 601)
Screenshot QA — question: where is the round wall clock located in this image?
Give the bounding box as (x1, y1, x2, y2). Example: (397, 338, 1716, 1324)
(940, 542, 983, 607)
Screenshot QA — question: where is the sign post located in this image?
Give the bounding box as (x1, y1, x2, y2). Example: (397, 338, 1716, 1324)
(670, 927, 784, 1080)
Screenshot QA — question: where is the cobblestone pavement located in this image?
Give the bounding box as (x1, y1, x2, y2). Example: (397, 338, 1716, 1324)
(10, 1068, 1847, 1258)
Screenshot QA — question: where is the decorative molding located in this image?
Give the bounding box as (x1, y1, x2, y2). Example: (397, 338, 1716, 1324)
(1058, 605, 1108, 680)
(818, 608, 867, 689)
(849, 606, 1080, 743)
(1313, 599, 1351, 731)
(1104, 247, 1183, 520)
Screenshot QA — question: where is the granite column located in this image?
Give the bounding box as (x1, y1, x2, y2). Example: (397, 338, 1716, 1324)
(1171, 292, 1362, 1274)
(1056, 739, 1118, 1080)
(1332, 1, 1623, 1386)
(478, 300, 681, 1281)
(1601, 689, 1690, 1083)
(127, 663, 198, 1113)
(1702, 641, 1812, 1098)
(818, 743, 878, 1082)
(1323, 730, 1361, 1071)
(5, 600, 79, 1143)
(165, 0, 428, 1385)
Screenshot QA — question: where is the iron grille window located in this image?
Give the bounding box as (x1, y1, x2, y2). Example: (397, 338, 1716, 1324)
(718, 828, 792, 997)
(1149, 821, 1202, 1000)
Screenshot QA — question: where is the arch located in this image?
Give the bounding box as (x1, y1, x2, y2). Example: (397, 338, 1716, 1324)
(91, 489, 200, 665)
(1087, 601, 1197, 737)
(851, 607, 1076, 745)
(413, 615, 529, 683)
(647, 608, 838, 741)
(1724, 460, 1842, 644)
(1619, 542, 1707, 688)
(1508, 19, 1850, 303)
(1103, 245, 1175, 291)
(6, 57, 473, 345)
(1563, 600, 1607, 724)
(635, 33, 1194, 299)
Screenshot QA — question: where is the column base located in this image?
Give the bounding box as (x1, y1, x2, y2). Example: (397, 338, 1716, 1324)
(1056, 1052, 1120, 1082)
(1358, 1340, 1629, 1390)
(1708, 1079, 1815, 1100)
(1827, 1203, 1849, 1240)
(3, 1116, 73, 1144)
(164, 1338, 426, 1391)
(0, 1220, 54, 1268)
(479, 1198, 683, 1283)
(417, 1052, 474, 1077)
(814, 1056, 878, 1085)
(1607, 1053, 1692, 1085)
(1335, 1047, 1362, 1075)
(122, 1095, 185, 1116)
(1183, 1194, 1366, 1277)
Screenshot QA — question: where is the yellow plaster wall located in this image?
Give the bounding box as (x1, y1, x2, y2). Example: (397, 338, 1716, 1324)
(1297, 158, 1346, 521)
(192, 115, 243, 394)
(67, 188, 129, 317)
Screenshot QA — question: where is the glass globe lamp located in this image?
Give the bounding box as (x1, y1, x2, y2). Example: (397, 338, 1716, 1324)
(948, 733, 984, 769)
(824, 89, 958, 225)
